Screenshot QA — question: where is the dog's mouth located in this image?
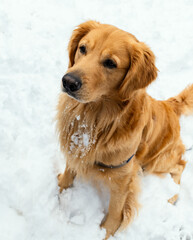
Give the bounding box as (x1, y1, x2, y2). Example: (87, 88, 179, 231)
(61, 73, 100, 103)
(62, 86, 81, 101)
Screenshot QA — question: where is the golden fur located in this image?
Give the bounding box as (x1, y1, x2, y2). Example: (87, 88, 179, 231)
(56, 21, 193, 239)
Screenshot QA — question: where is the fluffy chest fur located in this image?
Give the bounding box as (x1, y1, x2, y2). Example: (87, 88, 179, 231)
(56, 95, 97, 172)
(56, 92, 148, 176)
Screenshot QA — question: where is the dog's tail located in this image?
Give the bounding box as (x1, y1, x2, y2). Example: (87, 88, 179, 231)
(166, 84, 193, 116)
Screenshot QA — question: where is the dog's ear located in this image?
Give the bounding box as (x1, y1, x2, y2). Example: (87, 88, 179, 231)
(119, 41, 158, 100)
(68, 20, 100, 68)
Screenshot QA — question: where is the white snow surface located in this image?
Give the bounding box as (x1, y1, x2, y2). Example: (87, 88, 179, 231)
(0, 0, 193, 239)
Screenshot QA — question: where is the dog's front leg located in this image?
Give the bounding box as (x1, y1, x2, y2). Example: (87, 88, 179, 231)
(58, 165, 76, 193)
(101, 172, 140, 239)
(101, 184, 128, 239)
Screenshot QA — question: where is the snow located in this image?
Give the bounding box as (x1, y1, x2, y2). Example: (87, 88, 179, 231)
(76, 115, 80, 121)
(82, 133, 89, 147)
(69, 121, 94, 157)
(0, 0, 193, 239)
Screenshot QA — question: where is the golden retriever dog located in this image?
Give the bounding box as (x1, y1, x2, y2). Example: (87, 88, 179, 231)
(56, 20, 193, 239)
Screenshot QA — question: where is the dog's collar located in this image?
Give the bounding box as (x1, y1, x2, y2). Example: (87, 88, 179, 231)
(95, 154, 135, 169)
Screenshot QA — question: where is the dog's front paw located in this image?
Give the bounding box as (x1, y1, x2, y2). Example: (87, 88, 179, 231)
(100, 214, 121, 240)
(57, 169, 76, 193)
(57, 173, 68, 193)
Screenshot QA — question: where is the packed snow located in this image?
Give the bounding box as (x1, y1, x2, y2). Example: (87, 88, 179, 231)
(0, 0, 193, 239)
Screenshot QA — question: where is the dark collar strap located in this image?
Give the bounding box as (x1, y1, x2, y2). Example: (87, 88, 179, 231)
(95, 154, 135, 169)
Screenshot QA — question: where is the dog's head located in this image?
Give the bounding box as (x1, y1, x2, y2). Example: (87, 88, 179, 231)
(61, 20, 158, 102)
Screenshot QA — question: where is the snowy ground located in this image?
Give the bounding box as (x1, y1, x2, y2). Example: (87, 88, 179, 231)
(1, 0, 193, 239)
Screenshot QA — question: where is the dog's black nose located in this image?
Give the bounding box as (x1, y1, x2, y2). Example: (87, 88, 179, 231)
(62, 74, 82, 92)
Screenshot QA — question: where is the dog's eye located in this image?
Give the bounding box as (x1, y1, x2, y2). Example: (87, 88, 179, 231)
(79, 45, 86, 54)
(103, 59, 117, 69)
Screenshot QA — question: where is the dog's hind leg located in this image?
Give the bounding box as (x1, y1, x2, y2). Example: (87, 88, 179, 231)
(168, 159, 186, 204)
